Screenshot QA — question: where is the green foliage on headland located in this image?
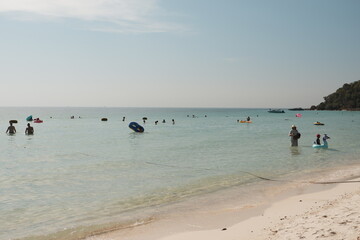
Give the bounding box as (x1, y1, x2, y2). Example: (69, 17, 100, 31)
(311, 80, 360, 110)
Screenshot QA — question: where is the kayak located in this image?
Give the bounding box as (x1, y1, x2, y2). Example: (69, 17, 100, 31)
(314, 122, 325, 125)
(240, 120, 252, 123)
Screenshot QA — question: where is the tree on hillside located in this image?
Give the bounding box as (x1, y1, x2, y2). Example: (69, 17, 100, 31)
(316, 80, 360, 110)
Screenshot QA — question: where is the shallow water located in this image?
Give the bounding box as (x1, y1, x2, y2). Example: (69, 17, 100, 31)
(0, 107, 359, 239)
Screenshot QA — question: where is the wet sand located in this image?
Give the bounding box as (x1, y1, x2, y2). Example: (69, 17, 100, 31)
(87, 174, 360, 240)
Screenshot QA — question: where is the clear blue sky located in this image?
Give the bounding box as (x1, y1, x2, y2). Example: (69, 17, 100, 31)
(1, 0, 359, 108)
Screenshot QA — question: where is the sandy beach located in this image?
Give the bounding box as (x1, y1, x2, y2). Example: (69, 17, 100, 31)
(88, 177, 360, 240)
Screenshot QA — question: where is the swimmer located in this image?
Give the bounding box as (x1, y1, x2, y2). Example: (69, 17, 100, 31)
(6, 122, 16, 135)
(25, 123, 34, 135)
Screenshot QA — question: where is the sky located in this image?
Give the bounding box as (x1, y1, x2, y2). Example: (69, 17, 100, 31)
(0, 0, 359, 108)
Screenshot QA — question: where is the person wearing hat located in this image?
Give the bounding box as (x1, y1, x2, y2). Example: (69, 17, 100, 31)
(289, 125, 300, 146)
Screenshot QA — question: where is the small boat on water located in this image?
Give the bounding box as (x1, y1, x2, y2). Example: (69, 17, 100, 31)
(314, 121, 325, 126)
(239, 120, 252, 123)
(268, 109, 285, 113)
(288, 108, 304, 111)
(33, 118, 43, 123)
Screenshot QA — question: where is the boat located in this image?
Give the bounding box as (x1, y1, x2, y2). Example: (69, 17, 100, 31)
(33, 118, 43, 123)
(240, 120, 252, 123)
(314, 121, 325, 125)
(288, 108, 304, 111)
(26, 115, 33, 121)
(268, 109, 285, 113)
(129, 122, 144, 133)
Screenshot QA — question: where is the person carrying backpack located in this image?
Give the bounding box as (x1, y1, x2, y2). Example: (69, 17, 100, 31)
(289, 125, 301, 146)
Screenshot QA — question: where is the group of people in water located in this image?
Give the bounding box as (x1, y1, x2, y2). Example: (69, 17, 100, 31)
(122, 116, 175, 125)
(6, 115, 178, 136)
(6, 122, 34, 135)
(289, 125, 330, 147)
(6, 117, 330, 148)
(140, 118, 175, 125)
(237, 116, 251, 122)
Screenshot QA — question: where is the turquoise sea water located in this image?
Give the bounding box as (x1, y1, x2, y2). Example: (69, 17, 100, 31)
(0, 107, 359, 240)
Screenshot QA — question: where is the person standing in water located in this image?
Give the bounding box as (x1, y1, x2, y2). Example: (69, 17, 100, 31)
(25, 123, 34, 135)
(6, 122, 16, 135)
(289, 125, 300, 146)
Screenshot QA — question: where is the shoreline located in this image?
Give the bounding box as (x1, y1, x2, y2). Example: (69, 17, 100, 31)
(2, 108, 359, 240)
(86, 164, 360, 240)
(156, 178, 360, 240)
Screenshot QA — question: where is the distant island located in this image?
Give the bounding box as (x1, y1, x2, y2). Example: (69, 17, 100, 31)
(310, 80, 360, 111)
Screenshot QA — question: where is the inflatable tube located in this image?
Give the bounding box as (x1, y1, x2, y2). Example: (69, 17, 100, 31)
(34, 119, 43, 123)
(312, 143, 328, 148)
(312, 137, 329, 148)
(26, 115, 33, 121)
(9, 120, 18, 124)
(240, 120, 252, 123)
(129, 122, 144, 133)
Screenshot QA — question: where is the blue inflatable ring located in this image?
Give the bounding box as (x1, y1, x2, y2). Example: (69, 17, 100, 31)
(129, 122, 144, 133)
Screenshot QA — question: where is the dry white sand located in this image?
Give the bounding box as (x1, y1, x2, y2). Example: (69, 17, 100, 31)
(87, 178, 360, 240)
(159, 181, 360, 240)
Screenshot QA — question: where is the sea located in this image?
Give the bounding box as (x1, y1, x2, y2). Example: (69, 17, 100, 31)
(0, 107, 359, 240)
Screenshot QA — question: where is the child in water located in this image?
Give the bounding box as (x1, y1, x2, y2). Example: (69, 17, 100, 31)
(323, 134, 330, 141)
(314, 134, 321, 145)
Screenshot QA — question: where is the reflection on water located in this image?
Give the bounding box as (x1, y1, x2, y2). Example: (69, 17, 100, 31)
(290, 146, 301, 156)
